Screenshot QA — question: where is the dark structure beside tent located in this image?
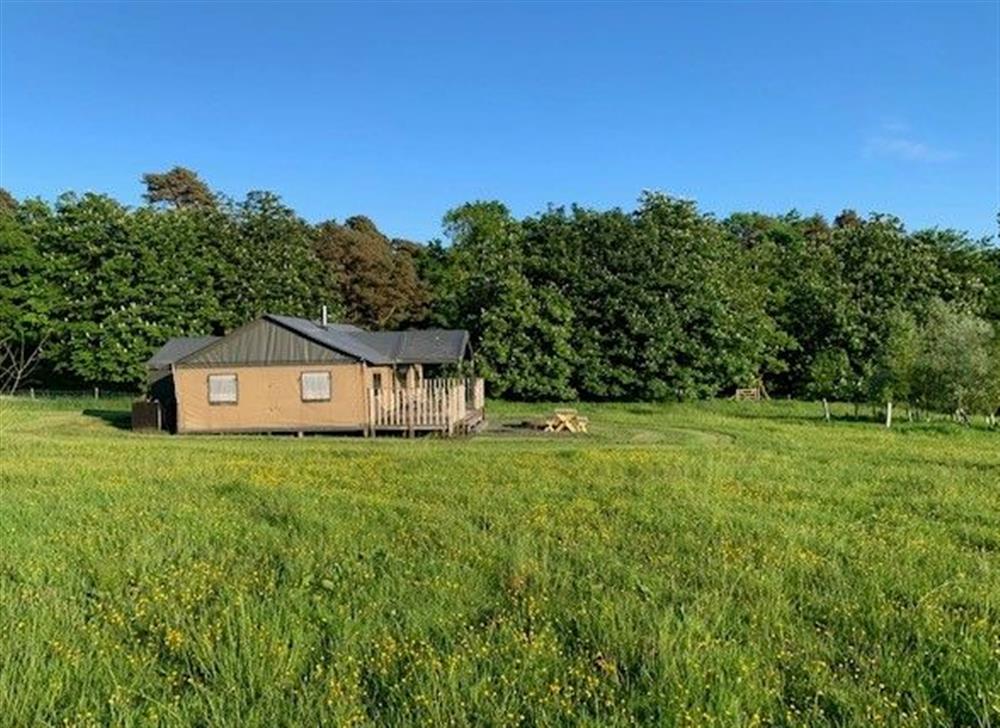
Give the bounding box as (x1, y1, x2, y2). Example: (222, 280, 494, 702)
(130, 400, 162, 431)
(146, 335, 219, 433)
(144, 315, 484, 436)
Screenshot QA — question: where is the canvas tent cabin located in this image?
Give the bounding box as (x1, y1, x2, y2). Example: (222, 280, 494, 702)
(144, 315, 484, 436)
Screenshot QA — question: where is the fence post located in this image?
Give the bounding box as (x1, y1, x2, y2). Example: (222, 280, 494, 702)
(30, 387, 35, 400)
(365, 388, 370, 437)
(407, 386, 414, 438)
(94, 386, 99, 400)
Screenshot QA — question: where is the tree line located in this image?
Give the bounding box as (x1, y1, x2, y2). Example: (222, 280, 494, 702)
(1, 168, 998, 418)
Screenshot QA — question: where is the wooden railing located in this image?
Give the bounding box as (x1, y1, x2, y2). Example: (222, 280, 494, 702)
(367, 377, 484, 434)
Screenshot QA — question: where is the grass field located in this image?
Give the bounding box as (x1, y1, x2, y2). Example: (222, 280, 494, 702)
(1, 397, 998, 727)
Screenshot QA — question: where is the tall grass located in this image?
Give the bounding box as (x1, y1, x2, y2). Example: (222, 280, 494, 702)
(1, 398, 997, 726)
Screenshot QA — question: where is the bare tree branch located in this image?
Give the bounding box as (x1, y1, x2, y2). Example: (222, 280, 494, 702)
(0, 334, 47, 395)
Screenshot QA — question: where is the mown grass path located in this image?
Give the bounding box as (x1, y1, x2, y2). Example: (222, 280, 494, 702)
(1, 398, 998, 727)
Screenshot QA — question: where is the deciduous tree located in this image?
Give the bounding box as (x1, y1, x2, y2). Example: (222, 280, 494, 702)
(142, 166, 216, 209)
(312, 216, 427, 329)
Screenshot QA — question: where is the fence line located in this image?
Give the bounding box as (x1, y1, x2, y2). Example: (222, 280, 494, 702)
(7, 388, 138, 400)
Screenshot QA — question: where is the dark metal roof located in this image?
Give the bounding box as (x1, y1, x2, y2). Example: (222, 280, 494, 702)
(323, 322, 365, 333)
(147, 336, 220, 368)
(264, 315, 393, 364)
(174, 318, 351, 366)
(150, 316, 469, 368)
(266, 315, 469, 365)
(352, 329, 470, 364)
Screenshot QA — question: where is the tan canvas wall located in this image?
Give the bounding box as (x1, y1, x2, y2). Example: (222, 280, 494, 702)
(175, 363, 367, 433)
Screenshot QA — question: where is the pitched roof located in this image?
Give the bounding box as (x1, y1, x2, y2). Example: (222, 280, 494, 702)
(263, 315, 394, 364)
(351, 329, 470, 364)
(147, 336, 220, 368)
(148, 316, 470, 368)
(266, 315, 469, 365)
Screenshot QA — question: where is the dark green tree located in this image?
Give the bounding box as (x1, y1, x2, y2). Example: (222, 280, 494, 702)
(409, 239, 453, 327)
(0, 200, 56, 390)
(868, 309, 920, 411)
(807, 348, 854, 404)
(25, 188, 336, 386)
(39, 193, 149, 384)
(6, 168, 997, 402)
(312, 216, 427, 328)
(0, 201, 53, 343)
(476, 277, 576, 400)
(441, 201, 577, 398)
(830, 213, 940, 401)
(216, 191, 335, 330)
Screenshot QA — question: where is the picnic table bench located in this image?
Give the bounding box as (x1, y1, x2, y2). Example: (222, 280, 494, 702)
(541, 408, 589, 434)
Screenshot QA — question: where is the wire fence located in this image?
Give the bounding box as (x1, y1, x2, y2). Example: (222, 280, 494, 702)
(7, 387, 140, 400)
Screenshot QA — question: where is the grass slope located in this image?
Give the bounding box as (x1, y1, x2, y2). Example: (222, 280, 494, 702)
(1, 398, 998, 727)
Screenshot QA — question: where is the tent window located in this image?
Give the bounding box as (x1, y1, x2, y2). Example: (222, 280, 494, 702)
(372, 373, 383, 390)
(301, 371, 331, 402)
(208, 374, 238, 404)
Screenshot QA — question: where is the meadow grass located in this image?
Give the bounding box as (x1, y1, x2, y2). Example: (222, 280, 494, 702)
(1, 396, 998, 727)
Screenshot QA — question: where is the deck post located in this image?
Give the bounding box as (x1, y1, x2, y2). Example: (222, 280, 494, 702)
(407, 385, 414, 438)
(367, 386, 374, 437)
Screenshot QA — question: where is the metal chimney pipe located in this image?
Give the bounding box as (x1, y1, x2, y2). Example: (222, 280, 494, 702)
(321, 305, 328, 326)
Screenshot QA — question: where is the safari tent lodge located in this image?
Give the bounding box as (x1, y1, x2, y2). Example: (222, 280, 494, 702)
(143, 314, 485, 436)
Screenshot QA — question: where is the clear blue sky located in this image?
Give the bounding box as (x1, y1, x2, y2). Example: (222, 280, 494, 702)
(2, 1, 997, 242)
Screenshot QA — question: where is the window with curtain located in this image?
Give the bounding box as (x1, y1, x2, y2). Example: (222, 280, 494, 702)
(208, 374, 238, 404)
(301, 371, 331, 401)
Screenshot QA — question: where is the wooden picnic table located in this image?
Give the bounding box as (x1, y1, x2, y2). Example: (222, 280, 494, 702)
(542, 408, 589, 434)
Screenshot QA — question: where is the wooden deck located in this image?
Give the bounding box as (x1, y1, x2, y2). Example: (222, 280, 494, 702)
(367, 377, 484, 436)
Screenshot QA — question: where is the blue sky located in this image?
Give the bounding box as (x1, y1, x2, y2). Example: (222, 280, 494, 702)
(1, 1, 997, 241)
